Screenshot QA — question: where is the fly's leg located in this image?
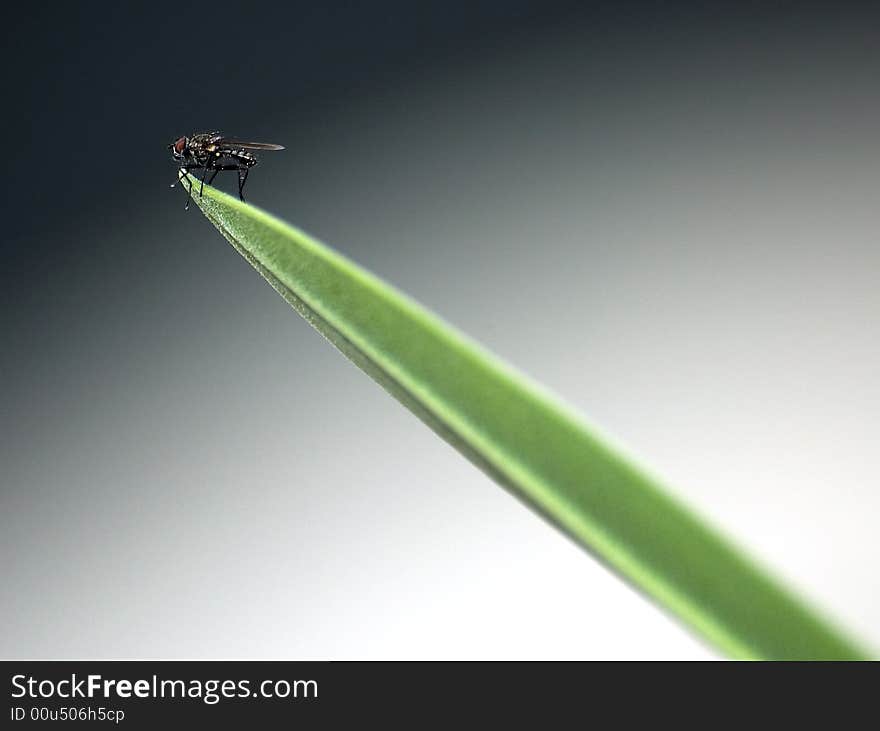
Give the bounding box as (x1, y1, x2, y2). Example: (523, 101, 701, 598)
(187, 164, 249, 202)
(238, 166, 249, 202)
(175, 165, 203, 211)
(184, 169, 195, 210)
(199, 163, 212, 197)
(172, 166, 192, 194)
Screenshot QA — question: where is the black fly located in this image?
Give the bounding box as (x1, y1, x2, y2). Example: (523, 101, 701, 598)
(168, 131, 284, 209)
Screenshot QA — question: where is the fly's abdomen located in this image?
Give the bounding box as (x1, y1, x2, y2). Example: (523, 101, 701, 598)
(221, 150, 257, 167)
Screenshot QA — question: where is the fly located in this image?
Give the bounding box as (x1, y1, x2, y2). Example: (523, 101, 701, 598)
(168, 131, 285, 210)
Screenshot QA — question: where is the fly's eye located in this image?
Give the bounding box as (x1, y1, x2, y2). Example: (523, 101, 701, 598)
(173, 137, 186, 155)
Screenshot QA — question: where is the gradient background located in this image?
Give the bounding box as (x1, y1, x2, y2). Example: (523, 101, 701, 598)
(2, 2, 878, 659)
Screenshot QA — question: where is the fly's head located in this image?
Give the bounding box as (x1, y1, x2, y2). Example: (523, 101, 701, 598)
(168, 136, 189, 163)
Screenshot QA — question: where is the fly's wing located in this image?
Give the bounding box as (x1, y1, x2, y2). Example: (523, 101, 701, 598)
(217, 138, 285, 151)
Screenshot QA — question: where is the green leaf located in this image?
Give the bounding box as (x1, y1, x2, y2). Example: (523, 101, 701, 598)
(185, 174, 868, 659)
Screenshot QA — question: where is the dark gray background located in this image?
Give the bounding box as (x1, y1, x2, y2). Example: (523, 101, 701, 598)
(2, 2, 878, 658)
